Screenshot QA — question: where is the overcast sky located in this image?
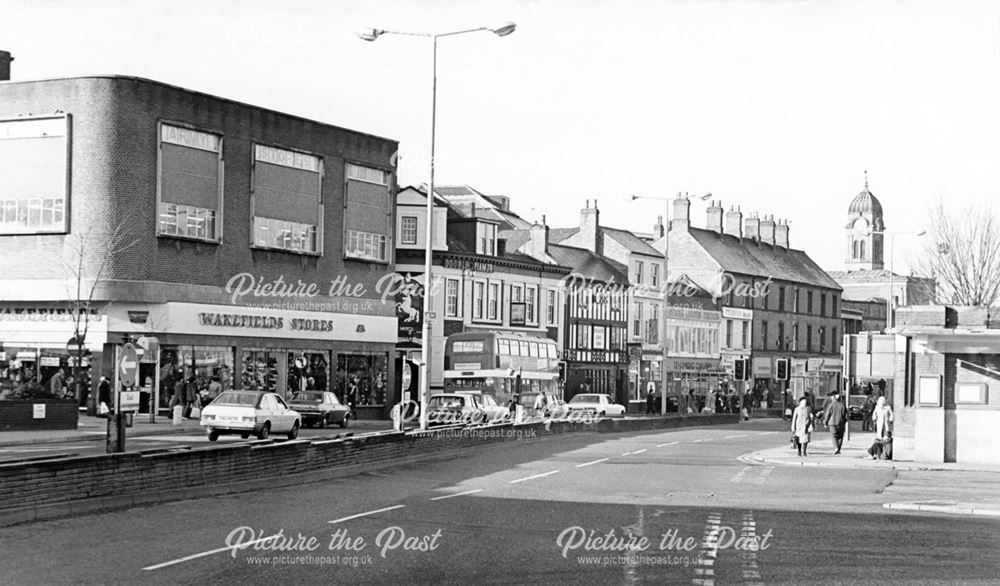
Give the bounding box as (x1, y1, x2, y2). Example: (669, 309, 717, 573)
(4, 0, 998, 273)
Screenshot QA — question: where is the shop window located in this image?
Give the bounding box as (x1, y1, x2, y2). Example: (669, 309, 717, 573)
(159, 346, 235, 410)
(241, 349, 280, 394)
(345, 163, 391, 262)
(0, 116, 70, 235)
(336, 353, 388, 406)
(158, 123, 223, 242)
(253, 144, 323, 254)
(287, 352, 330, 394)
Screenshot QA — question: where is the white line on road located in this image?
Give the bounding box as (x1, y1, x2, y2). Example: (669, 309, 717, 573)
(632, 449, 647, 455)
(328, 504, 406, 524)
(657, 441, 678, 448)
(142, 534, 284, 571)
(724, 434, 748, 439)
(576, 458, 609, 468)
(692, 439, 711, 443)
(429, 489, 483, 501)
(510, 470, 560, 484)
(622, 449, 647, 456)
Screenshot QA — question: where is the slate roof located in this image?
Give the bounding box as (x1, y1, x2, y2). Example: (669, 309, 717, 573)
(602, 227, 662, 257)
(547, 244, 630, 285)
(548, 227, 579, 244)
(498, 228, 530, 252)
(687, 227, 841, 290)
(826, 269, 932, 283)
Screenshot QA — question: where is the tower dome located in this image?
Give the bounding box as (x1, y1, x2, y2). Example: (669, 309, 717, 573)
(844, 172, 885, 271)
(848, 186, 884, 217)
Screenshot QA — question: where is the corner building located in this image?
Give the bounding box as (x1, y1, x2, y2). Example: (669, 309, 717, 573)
(0, 76, 399, 419)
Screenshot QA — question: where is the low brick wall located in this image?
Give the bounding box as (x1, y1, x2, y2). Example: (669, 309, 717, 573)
(0, 400, 78, 431)
(0, 413, 735, 526)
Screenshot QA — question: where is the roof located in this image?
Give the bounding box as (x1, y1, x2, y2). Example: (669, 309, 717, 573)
(687, 227, 841, 290)
(602, 227, 662, 257)
(848, 186, 884, 217)
(399, 185, 451, 206)
(827, 269, 934, 283)
(547, 244, 630, 285)
(498, 228, 531, 252)
(548, 228, 579, 244)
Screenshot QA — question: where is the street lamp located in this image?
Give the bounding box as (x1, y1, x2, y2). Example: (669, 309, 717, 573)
(359, 22, 516, 430)
(867, 229, 926, 330)
(629, 192, 712, 415)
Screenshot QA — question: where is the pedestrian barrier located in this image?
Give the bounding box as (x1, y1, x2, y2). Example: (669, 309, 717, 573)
(0, 413, 736, 527)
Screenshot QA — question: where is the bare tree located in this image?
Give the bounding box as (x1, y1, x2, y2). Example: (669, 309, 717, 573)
(62, 226, 140, 403)
(917, 200, 1000, 306)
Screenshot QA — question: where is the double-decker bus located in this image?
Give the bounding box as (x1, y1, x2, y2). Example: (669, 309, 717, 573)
(443, 331, 561, 406)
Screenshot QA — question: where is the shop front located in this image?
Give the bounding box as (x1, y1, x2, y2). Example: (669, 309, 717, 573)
(107, 302, 397, 419)
(788, 356, 841, 408)
(664, 356, 727, 410)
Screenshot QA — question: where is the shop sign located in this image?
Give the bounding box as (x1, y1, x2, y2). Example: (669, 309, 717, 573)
(442, 257, 495, 273)
(753, 357, 772, 377)
(39, 356, 60, 367)
(32, 404, 45, 419)
(120, 391, 140, 410)
(664, 357, 721, 372)
(453, 362, 481, 370)
(16, 351, 36, 361)
(722, 307, 753, 320)
(627, 345, 643, 362)
(0, 307, 102, 322)
(792, 358, 808, 376)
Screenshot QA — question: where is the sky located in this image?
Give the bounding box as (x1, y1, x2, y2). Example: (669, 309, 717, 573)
(3, 0, 998, 273)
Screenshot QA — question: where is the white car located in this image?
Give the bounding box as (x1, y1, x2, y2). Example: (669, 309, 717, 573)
(455, 391, 511, 422)
(566, 393, 626, 417)
(200, 391, 301, 441)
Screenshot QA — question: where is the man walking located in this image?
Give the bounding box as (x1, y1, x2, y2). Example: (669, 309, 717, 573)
(645, 381, 656, 415)
(824, 391, 849, 454)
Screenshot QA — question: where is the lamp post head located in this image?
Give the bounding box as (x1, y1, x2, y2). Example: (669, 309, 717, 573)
(356, 28, 383, 42)
(916, 230, 927, 237)
(492, 22, 517, 37)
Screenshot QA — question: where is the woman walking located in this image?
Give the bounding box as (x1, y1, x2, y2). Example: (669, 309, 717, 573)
(872, 396, 894, 439)
(791, 397, 814, 457)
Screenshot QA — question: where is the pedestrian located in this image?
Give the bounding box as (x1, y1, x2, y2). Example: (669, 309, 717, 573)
(204, 375, 222, 407)
(742, 389, 753, 421)
(645, 381, 656, 415)
(98, 375, 112, 417)
(872, 396, 894, 440)
(534, 391, 549, 417)
(791, 397, 814, 456)
(824, 391, 848, 454)
(183, 376, 198, 418)
(862, 393, 875, 431)
(49, 368, 65, 397)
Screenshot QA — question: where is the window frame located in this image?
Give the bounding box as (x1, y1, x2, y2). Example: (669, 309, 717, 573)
(400, 215, 418, 245)
(344, 161, 392, 263)
(156, 120, 225, 244)
(250, 141, 324, 255)
(445, 278, 461, 318)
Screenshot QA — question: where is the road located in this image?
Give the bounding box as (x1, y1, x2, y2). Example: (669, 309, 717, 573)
(2, 419, 998, 585)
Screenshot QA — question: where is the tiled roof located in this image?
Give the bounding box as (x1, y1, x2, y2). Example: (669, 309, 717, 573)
(687, 227, 841, 290)
(602, 227, 662, 257)
(547, 244, 630, 285)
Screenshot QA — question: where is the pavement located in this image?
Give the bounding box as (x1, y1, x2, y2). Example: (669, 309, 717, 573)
(743, 424, 1000, 518)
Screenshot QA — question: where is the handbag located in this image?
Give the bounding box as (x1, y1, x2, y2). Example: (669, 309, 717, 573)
(98, 401, 109, 416)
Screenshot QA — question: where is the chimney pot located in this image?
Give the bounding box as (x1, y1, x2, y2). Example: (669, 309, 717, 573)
(0, 51, 12, 82)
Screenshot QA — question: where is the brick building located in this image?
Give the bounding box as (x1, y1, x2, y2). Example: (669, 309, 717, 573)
(0, 73, 400, 419)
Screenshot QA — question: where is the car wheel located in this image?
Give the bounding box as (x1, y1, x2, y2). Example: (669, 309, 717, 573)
(207, 429, 219, 442)
(339, 413, 350, 428)
(240, 432, 250, 439)
(257, 422, 270, 440)
(318, 415, 327, 429)
(287, 421, 300, 440)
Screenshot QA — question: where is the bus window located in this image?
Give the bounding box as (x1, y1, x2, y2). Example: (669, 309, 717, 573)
(519, 341, 529, 356)
(547, 344, 557, 359)
(498, 339, 511, 355)
(529, 342, 539, 357)
(453, 340, 484, 353)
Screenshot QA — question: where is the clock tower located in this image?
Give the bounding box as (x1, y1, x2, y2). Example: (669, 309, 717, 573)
(845, 173, 885, 270)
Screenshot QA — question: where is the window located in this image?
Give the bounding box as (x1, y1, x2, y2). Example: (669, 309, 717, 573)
(401, 216, 418, 245)
(744, 281, 752, 309)
(793, 288, 800, 313)
(577, 324, 592, 349)
(832, 327, 838, 353)
(633, 260, 644, 285)
(741, 321, 750, 349)
(546, 289, 558, 325)
(651, 264, 659, 287)
(473, 282, 485, 319)
(832, 294, 839, 317)
(820, 293, 827, 317)
(488, 282, 500, 321)
(157, 123, 223, 241)
(445, 279, 460, 317)
(806, 325, 813, 352)
(726, 320, 733, 348)
(860, 241, 866, 259)
(253, 144, 323, 253)
(792, 323, 799, 352)
(345, 163, 392, 262)
(633, 302, 643, 337)
(819, 326, 826, 353)
(807, 291, 813, 314)
(525, 285, 538, 324)
(761, 321, 769, 350)
(0, 116, 70, 235)
(647, 304, 659, 344)
(477, 223, 497, 256)
(778, 286, 785, 312)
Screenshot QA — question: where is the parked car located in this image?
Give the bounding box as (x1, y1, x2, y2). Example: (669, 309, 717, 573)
(200, 391, 301, 441)
(566, 393, 626, 417)
(455, 391, 510, 422)
(426, 393, 487, 426)
(288, 391, 351, 428)
(847, 395, 867, 421)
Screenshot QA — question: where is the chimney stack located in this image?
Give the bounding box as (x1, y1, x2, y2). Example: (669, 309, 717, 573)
(706, 201, 723, 233)
(775, 219, 790, 248)
(724, 206, 743, 238)
(579, 199, 602, 255)
(671, 194, 690, 232)
(759, 214, 776, 245)
(529, 220, 549, 260)
(653, 215, 664, 239)
(0, 51, 12, 82)
(744, 213, 761, 241)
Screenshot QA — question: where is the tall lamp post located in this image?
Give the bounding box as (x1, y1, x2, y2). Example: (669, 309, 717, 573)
(870, 229, 926, 331)
(629, 192, 712, 415)
(358, 22, 516, 430)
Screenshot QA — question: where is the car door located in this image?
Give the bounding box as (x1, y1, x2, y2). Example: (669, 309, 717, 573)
(273, 395, 293, 431)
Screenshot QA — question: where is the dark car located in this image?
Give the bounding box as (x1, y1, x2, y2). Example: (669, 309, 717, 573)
(287, 391, 351, 428)
(847, 395, 868, 421)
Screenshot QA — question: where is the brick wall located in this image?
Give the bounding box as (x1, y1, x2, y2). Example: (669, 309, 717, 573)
(0, 413, 735, 526)
(0, 400, 78, 431)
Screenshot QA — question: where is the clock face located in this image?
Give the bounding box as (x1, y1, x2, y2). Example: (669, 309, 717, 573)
(852, 218, 869, 233)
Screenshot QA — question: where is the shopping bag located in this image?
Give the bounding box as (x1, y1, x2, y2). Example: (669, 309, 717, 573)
(172, 405, 184, 425)
(190, 405, 201, 419)
(98, 402, 109, 416)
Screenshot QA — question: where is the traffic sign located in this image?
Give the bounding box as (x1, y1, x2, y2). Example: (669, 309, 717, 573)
(401, 361, 413, 391)
(119, 343, 139, 387)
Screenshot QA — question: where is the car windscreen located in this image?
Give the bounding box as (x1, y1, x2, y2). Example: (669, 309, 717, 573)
(212, 392, 258, 406)
(570, 394, 600, 403)
(428, 396, 464, 409)
(291, 392, 325, 403)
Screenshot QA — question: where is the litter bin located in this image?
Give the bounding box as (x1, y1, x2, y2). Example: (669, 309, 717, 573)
(124, 411, 134, 428)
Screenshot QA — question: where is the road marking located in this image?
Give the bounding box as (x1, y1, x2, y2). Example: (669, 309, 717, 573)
(730, 466, 752, 484)
(692, 438, 711, 443)
(328, 504, 405, 524)
(724, 434, 747, 439)
(510, 470, 560, 484)
(576, 458, 609, 468)
(429, 489, 483, 501)
(621, 449, 647, 456)
(632, 449, 647, 455)
(692, 513, 722, 586)
(142, 533, 284, 571)
(740, 512, 765, 585)
(657, 441, 678, 448)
